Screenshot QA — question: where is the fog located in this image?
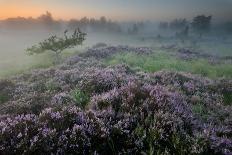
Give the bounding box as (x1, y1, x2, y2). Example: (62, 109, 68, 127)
(0, 12, 232, 78)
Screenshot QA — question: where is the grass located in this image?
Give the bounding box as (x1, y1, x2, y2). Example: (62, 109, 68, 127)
(223, 92, 232, 106)
(192, 103, 210, 120)
(0, 93, 8, 104)
(71, 88, 90, 109)
(0, 53, 53, 79)
(104, 51, 232, 79)
(0, 49, 80, 79)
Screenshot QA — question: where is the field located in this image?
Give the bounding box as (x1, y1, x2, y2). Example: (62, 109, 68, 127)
(1, 30, 232, 79)
(0, 31, 232, 154)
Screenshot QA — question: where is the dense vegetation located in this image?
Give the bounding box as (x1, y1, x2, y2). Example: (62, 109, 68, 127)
(0, 43, 232, 154)
(0, 12, 232, 154)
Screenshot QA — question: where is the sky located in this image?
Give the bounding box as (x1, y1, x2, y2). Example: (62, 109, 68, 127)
(0, 0, 232, 21)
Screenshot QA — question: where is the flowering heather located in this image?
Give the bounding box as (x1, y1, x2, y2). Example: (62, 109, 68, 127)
(79, 64, 136, 94)
(79, 45, 153, 59)
(0, 46, 232, 154)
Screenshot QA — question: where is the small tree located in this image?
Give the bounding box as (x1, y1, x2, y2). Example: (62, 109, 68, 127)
(191, 15, 212, 38)
(27, 29, 86, 63)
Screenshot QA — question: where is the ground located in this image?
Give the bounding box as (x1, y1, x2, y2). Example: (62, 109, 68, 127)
(0, 34, 232, 154)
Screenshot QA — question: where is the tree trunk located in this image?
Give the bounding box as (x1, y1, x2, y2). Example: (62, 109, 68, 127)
(54, 51, 61, 64)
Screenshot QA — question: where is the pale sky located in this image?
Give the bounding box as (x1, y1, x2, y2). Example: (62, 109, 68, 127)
(0, 0, 231, 21)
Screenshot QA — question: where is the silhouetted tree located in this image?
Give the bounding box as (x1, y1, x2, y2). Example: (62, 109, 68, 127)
(159, 22, 168, 30)
(100, 16, 107, 25)
(27, 29, 86, 64)
(223, 22, 232, 34)
(176, 26, 189, 43)
(37, 11, 53, 25)
(128, 24, 139, 34)
(67, 17, 122, 33)
(191, 15, 212, 38)
(132, 24, 139, 34)
(0, 11, 61, 30)
(169, 19, 188, 31)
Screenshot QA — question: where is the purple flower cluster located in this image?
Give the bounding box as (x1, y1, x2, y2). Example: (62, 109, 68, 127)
(79, 64, 136, 94)
(80, 45, 153, 59)
(0, 46, 232, 154)
(0, 106, 109, 154)
(2, 79, 230, 154)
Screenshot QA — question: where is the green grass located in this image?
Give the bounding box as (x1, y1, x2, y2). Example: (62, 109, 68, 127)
(104, 51, 232, 79)
(0, 49, 80, 79)
(223, 92, 232, 106)
(0, 93, 8, 104)
(71, 88, 90, 109)
(0, 53, 52, 79)
(192, 103, 210, 120)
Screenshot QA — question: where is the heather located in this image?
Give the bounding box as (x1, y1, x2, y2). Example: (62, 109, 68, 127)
(0, 44, 232, 154)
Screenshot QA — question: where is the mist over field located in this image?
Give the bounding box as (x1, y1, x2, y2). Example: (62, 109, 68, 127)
(0, 1, 232, 154)
(1, 13, 231, 77)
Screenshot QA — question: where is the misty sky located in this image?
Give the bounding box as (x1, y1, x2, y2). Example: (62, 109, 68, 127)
(0, 0, 232, 21)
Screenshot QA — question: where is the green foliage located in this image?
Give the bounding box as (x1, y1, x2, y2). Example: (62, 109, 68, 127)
(192, 103, 211, 121)
(0, 80, 14, 104)
(0, 93, 8, 104)
(71, 88, 90, 108)
(104, 52, 232, 78)
(223, 92, 232, 106)
(46, 80, 61, 92)
(27, 29, 86, 63)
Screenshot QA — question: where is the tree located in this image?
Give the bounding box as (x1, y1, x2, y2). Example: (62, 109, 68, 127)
(27, 29, 86, 64)
(128, 23, 139, 35)
(191, 15, 212, 38)
(158, 22, 168, 30)
(100, 16, 107, 25)
(223, 22, 232, 34)
(37, 11, 53, 25)
(176, 26, 189, 43)
(169, 18, 188, 31)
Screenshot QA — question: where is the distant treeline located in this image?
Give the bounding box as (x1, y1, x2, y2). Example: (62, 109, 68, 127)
(159, 16, 232, 35)
(0, 11, 232, 36)
(0, 12, 62, 31)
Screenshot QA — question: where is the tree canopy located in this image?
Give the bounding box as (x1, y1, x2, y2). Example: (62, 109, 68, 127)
(27, 29, 86, 63)
(191, 15, 212, 37)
